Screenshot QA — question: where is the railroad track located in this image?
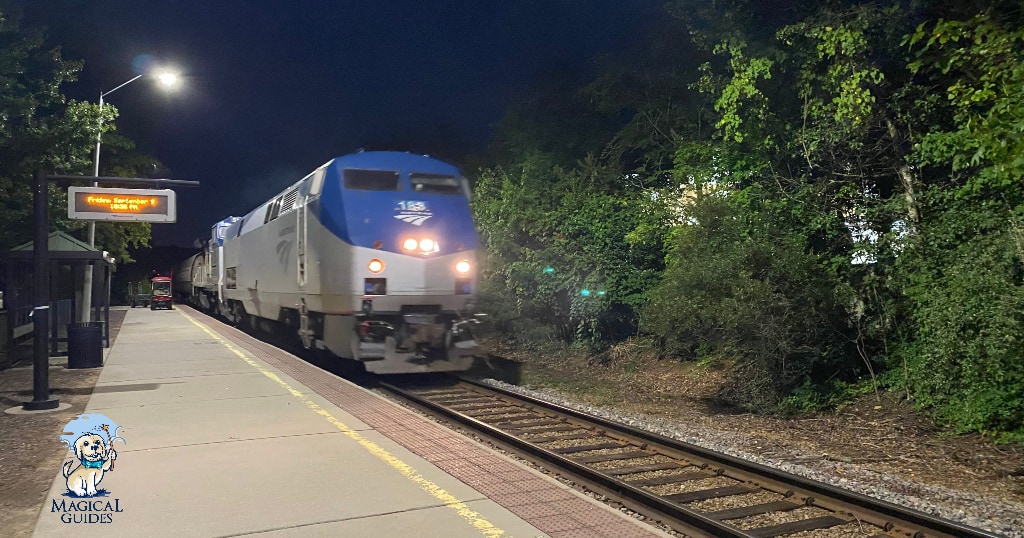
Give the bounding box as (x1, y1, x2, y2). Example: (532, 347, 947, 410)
(379, 377, 1003, 538)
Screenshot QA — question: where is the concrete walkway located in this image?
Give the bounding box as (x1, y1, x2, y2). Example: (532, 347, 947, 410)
(33, 306, 550, 537)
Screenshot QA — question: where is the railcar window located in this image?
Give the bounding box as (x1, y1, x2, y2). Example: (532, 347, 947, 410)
(344, 169, 400, 191)
(410, 173, 462, 194)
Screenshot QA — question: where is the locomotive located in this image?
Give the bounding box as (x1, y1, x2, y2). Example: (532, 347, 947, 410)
(173, 151, 483, 374)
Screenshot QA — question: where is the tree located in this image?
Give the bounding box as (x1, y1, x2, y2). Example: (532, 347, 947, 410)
(470, 0, 1024, 435)
(0, 5, 152, 263)
(652, 0, 1024, 433)
(0, 6, 83, 251)
(894, 5, 1024, 437)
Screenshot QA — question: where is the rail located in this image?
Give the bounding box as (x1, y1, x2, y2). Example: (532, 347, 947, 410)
(379, 377, 1004, 538)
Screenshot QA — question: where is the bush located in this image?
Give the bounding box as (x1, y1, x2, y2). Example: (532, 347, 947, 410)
(895, 197, 1024, 438)
(645, 193, 856, 412)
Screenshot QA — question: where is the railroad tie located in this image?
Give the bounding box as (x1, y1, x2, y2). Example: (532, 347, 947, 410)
(704, 500, 803, 521)
(745, 515, 851, 538)
(663, 484, 757, 503)
(549, 442, 626, 454)
(571, 449, 654, 464)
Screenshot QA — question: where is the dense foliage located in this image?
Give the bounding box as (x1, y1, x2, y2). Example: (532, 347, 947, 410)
(471, 0, 1024, 438)
(4, 1, 1021, 438)
(0, 5, 154, 264)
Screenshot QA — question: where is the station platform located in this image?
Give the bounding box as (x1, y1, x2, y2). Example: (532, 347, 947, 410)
(32, 305, 667, 537)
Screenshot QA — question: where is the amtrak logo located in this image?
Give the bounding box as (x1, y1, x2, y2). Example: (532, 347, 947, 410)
(394, 200, 432, 226)
(275, 239, 293, 266)
(394, 212, 432, 226)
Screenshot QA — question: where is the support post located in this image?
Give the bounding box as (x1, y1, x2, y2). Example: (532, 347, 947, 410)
(24, 170, 59, 410)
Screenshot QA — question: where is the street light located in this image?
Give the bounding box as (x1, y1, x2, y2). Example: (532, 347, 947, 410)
(90, 71, 179, 180)
(81, 70, 179, 322)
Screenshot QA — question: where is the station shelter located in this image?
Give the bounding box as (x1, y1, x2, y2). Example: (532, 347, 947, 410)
(0, 231, 114, 368)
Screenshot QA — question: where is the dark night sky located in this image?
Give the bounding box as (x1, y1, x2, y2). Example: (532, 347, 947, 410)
(19, 0, 663, 247)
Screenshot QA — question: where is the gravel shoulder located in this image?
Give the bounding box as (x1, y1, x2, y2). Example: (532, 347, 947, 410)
(480, 346, 1024, 538)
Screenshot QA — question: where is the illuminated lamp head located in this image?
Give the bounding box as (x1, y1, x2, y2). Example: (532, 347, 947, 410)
(367, 259, 385, 274)
(455, 260, 472, 274)
(156, 71, 179, 88)
(401, 236, 439, 254)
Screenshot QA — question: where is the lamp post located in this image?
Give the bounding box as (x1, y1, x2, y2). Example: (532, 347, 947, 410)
(82, 71, 178, 323)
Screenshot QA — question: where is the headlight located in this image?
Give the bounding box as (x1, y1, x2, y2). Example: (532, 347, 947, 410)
(401, 237, 439, 254)
(367, 259, 385, 273)
(455, 260, 471, 273)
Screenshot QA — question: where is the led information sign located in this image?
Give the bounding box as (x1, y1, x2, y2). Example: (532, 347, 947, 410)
(67, 186, 177, 223)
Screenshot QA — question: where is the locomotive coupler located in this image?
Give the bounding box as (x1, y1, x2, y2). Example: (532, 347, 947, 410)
(394, 314, 445, 351)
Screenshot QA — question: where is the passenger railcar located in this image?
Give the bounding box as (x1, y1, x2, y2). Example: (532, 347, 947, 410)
(174, 151, 482, 374)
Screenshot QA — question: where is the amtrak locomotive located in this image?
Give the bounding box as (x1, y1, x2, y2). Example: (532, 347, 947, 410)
(173, 151, 482, 374)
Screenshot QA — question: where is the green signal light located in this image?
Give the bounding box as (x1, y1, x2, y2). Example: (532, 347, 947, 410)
(543, 266, 554, 274)
(581, 289, 591, 297)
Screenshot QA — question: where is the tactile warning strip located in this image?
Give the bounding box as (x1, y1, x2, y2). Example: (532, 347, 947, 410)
(192, 308, 662, 538)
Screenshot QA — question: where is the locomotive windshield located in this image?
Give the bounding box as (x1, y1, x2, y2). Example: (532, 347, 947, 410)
(410, 173, 462, 194)
(344, 169, 400, 191)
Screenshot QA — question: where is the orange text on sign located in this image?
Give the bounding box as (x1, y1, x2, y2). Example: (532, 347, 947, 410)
(84, 195, 160, 212)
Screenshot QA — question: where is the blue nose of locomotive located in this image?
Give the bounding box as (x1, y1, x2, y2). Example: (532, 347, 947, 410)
(316, 152, 480, 254)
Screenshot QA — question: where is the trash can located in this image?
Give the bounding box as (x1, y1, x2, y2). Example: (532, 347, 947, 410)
(67, 322, 103, 368)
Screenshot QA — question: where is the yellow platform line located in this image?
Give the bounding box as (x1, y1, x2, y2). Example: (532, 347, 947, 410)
(178, 309, 505, 537)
